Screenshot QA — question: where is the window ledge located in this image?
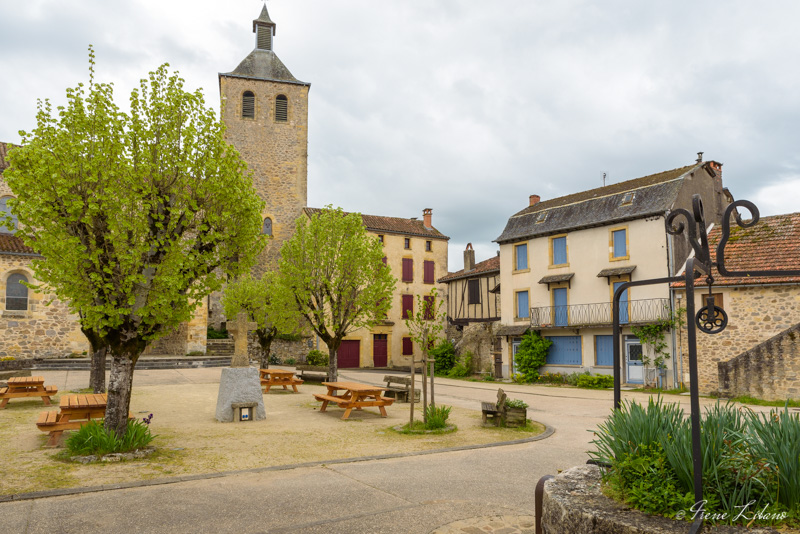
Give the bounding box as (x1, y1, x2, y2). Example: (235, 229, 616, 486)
(512, 268, 531, 274)
(2, 310, 29, 318)
(609, 256, 631, 262)
(548, 263, 570, 269)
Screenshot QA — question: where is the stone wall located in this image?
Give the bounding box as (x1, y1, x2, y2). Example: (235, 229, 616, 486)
(0, 254, 89, 359)
(718, 323, 800, 400)
(247, 332, 314, 363)
(446, 321, 499, 375)
(676, 284, 800, 394)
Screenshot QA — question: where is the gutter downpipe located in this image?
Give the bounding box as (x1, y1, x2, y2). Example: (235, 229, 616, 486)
(667, 228, 680, 389)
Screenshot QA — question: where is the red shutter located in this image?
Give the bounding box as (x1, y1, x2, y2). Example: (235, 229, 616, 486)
(402, 337, 413, 355)
(402, 258, 413, 282)
(423, 295, 434, 320)
(402, 294, 414, 319)
(423, 260, 434, 284)
(382, 256, 387, 265)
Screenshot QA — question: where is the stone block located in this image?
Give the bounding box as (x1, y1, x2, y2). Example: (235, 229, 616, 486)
(214, 367, 266, 422)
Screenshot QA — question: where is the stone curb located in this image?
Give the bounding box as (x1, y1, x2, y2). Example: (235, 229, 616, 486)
(0, 425, 554, 504)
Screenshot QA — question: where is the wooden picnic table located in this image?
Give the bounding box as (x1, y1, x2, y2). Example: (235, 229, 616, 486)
(259, 368, 304, 393)
(313, 381, 394, 420)
(0, 376, 57, 408)
(36, 393, 109, 447)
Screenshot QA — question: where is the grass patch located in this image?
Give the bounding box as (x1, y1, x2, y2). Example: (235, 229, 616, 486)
(729, 395, 800, 408)
(69, 388, 94, 394)
(633, 386, 688, 395)
(392, 420, 457, 435)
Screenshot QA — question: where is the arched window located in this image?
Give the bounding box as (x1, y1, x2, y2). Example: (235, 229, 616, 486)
(275, 95, 288, 123)
(242, 91, 255, 119)
(262, 217, 273, 236)
(6, 273, 28, 311)
(0, 196, 17, 234)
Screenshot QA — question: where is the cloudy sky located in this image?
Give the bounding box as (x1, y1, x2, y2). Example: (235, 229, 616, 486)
(2, 1, 799, 271)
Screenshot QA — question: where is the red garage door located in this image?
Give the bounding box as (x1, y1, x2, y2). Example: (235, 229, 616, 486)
(338, 340, 361, 368)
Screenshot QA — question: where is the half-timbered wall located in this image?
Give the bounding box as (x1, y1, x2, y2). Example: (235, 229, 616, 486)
(446, 273, 500, 323)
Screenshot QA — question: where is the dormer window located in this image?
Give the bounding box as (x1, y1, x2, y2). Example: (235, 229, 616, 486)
(535, 212, 548, 224)
(275, 95, 288, 122)
(621, 192, 635, 205)
(242, 91, 255, 119)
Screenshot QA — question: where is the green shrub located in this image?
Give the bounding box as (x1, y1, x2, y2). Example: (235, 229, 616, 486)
(285, 358, 297, 365)
(447, 351, 473, 378)
(268, 353, 281, 365)
(425, 404, 452, 429)
(65, 419, 156, 457)
(430, 340, 456, 372)
(277, 332, 303, 342)
(306, 349, 329, 366)
(514, 331, 552, 382)
(506, 398, 528, 409)
(206, 326, 229, 339)
(747, 406, 800, 510)
(576, 374, 614, 389)
(564, 371, 589, 386)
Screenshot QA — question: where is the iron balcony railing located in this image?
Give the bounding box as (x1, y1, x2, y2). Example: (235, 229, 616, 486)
(529, 298, 670, 328)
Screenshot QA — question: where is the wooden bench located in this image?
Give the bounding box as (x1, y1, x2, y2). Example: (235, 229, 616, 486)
(36, 409, 134, 447)
(382, 375, 420, 403)
(0, 377, 58, 408)
(481, 388, 508, 426)
(295, 365, 328, 382)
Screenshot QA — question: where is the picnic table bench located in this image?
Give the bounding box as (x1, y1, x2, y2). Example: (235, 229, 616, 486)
(0, 376, 57, 408)
(35, 393, 132, 447)
(295, 365, 328, 382)
(313, 381, 395, 420)
(481, 388, 508, 426)
(259, 368, 303, 393)
(382, 375, 420, 403)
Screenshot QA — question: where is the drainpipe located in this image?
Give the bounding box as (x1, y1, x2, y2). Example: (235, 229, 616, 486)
(667, 229, 680, 389)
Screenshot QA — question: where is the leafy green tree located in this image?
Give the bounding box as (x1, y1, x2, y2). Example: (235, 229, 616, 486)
(5, 50, 263, 435)
(514, 331, 552, 383)
(222, 273, 299, 369)
(275, 206, 396, 381)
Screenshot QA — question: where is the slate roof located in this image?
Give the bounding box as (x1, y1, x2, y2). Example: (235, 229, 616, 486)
(254, 5, 276, 29)
(0, 233, 38, 256)
(220, 50, 309, 86)
(597, 266, 637, 278)
(303, 208, 449, 241)
(673, 212, 800, 287)
(438, 255, 500, 283)
(539, 273, 574, 284)
(495, 163, 704, 244)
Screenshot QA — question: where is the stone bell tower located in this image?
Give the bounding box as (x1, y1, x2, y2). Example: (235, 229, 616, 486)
(219, 5, 310, 275)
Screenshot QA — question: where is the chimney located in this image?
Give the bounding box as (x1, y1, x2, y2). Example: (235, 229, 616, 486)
(696, 151, 704, 163)
(464, 243, 475, 272)
(529, 194, 540, 207)
(423, 208, 432, 229)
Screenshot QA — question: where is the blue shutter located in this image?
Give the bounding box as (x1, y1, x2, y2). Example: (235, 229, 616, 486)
(516, 244, 528, 270)
(595, 335, 613, 366)
(613, 281, 629, 324)
(553, 237, 567, 265)
(553, 287, 568, 326)
(545, 336, 582, 365)
(517, 291, 529, 318)
(613, 229, 627, 258)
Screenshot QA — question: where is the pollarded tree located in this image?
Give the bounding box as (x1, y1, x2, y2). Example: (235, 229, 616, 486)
(275, 206, 396, 381)
(222, 272, 300, 369)
(5, 50, 264, 436)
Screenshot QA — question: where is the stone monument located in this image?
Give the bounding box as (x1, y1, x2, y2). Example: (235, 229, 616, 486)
(215, 312, 267, 422)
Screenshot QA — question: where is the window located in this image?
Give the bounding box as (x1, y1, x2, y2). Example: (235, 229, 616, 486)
(262, 217, 273, 236)
(468, 279, 481, 305)
(275, 95, 288, 122)
(535, 212, 548, 223)
(611, 228, 628, 259)
(514, 243, 528, 271)
(378, 235, 384, 244)
(402, 337, 413, 355)
(423, 260, 434, 284)
(6, 273, 29, 311)
(515, 290, 529, 319)
(1, 196, 18, 234)
(242, 91, 255, 119)
(551, 236, 567, 265)
(425, 240, 432, 252)
(621, 192, 635, 205)
(402, 294, 414, 319)
(402, 258, 414, 282)
(404, 237, 411, 249)
(423, 295, 434, 320)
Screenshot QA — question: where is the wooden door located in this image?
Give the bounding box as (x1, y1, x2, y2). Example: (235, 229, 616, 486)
(373, 334, 388, 367)
(338, 340, 361, 368)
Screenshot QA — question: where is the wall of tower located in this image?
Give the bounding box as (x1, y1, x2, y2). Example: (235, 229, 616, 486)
(219, 76, 309, 276)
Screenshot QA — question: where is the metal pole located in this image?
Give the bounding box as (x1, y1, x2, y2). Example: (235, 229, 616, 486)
(685, 259, 705, 510)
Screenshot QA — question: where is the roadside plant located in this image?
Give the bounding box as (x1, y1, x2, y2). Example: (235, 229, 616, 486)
(430, 340, 456, 372)
(505, 398, 528, 410)
(65, 419, 156, 457)
(447, 351, 473, 378)
(306, 350, 329, 366)
(576, 374, 614, 389)
(425, 404, 452, 429)
(514, 331, 552, 383)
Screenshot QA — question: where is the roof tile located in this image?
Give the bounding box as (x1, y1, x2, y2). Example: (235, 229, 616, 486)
(438, 255, 500, 283)
(303, 207, 449, 241)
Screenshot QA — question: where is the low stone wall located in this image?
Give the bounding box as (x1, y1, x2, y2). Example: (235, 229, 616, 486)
(247, 333, 314, 363)
(541, 465, 777, 533)
(718, 323, 800, 400)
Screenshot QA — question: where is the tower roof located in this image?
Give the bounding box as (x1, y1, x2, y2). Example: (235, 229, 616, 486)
(253, 4, 276, 34)
(221, 50, 309, 86)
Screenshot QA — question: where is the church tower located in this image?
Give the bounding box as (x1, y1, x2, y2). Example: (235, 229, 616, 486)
(219, 5, 310, 274)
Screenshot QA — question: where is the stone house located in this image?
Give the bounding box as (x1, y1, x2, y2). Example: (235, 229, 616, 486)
(673, 212, 800, 399)
(438, 245, 501, 376)
(494, 158, 730, 384)
(303, 208, 449, 369)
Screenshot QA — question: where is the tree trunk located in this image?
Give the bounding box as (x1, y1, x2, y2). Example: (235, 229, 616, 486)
(105, 352, 137, 437)
(327, 343, 339, 382)
(90, 346, 107, 394)
(410, 356, 416, 427)
(422, 333, 428, 423)
(429, 359, 435, 408)
(256, 328, 275, 369)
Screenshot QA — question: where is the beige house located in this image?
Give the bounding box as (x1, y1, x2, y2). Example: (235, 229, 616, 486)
(494, 159, 730, 384)
(673, 212, 800, 399)
(304, 208, 449, 369)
